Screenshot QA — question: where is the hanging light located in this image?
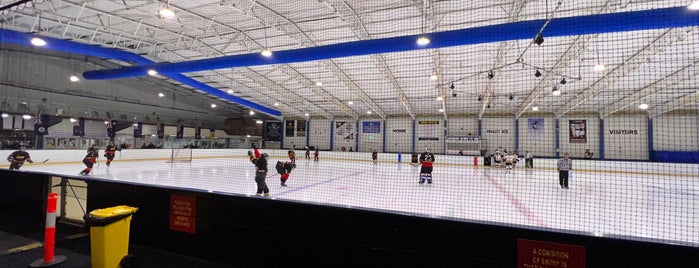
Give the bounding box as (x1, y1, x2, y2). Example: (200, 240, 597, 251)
(30, 37, 46, 46)
(211, 104, 217, 108)
(158, 92, 165, 97)
(159, 2, 176, 19)
(688, 1, 699, 10)
(593, 63, 606, 72)
(532, 106, 539, 111)
(552, 86, 561, 96)
(638, 103, 649, 110)
(416, 36, 430, 46)
(69, 75, 80, 82)
(256, 120, 263, 124)
(261, 49, 273, 57)
(147, 69, 157, 76)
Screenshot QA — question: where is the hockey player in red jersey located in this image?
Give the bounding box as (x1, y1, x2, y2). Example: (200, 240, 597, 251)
(79, 145, 99, 175)
(103, 141, 121, 167)
(276, 160, 296, 187)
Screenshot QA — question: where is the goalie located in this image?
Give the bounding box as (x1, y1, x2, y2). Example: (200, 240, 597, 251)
(276, 160, 296, 187)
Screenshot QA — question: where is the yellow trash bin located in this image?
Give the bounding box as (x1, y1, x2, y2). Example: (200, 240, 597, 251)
(84, 205, 138, 268)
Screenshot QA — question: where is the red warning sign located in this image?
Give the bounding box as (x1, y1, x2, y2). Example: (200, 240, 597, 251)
(518, 239, 585, 268)
(169, 195, 196, 234)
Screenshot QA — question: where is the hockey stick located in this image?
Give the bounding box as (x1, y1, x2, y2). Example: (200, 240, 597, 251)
(41, 159, 49, 163)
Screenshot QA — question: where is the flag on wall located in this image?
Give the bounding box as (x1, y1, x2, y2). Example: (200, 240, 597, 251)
(528, 118, 544, 139)
(72, 118, 85, 137)
(34, 114, 49, 135)
(195, 127, 201, 139)
(285, 120, 295, 137)
(133, 122, 142, 138)
(569, 120, 587, 143)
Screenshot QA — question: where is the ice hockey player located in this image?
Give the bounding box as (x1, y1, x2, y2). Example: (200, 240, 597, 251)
(371, 149, 378, 165)
(276, 160, 296, 187)
(419, 148, 435, 184)
(288, 148, 296, 166)
(254, 153, 270, 196)
(104, 141, 121, 167)
(79, 145, 100, 176)
(7, 145, 33, 170)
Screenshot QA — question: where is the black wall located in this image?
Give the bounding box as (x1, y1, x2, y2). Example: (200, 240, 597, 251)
(1, 171, 697, 267)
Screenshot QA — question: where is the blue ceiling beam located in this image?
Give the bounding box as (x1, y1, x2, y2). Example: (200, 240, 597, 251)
(81, 6, 699, 81)
(0, 28, 282, 117)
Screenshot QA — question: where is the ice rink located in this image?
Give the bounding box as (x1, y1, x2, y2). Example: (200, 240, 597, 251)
(16, 154, 699, 247)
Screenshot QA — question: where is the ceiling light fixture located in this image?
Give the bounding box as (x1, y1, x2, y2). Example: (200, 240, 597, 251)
(159, 2, 176, 19)
(158, 92, 165, 97)
(304, 113, 309, 117)
(430, 74, 438, 80)
(347, 101, 353, 105)
(1, 113, 8, 118)
(249, 110, 255, 115)
(552, 86, 561, 96)
(416, 36, 431, 46)
(22, 114, 31, 120)
(534, 33, 544, 46)
(436, 96, 442, 101)
(315, 81, 323, 86)
(593, 63, 606, 72)
(688, 1, 699, 10)
(30, 37, 46, 46)
(638, 103, 649, 110)
(593, 41, 606, 72)
(147, 69, 157, 76)
(274, 102, 280, 106)
(367, 111, 372, 114)
(438, 108, 444, 113)
(69, 75, 80, 82)
(256, 120, 263, 124)
(227, 89, 234, 94)
(532, 106, 539, 111)
(69, 118, 76, 122)
(211, 104, 217, 108)
(260, 25, 273, 57)
(535, 70, 542, 77)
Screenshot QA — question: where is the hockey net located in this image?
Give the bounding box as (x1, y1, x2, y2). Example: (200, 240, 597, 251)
(167, 147, 192, 163)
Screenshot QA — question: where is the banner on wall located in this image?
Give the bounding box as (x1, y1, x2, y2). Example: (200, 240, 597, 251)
(34, 114, 49, 135)
(157, 123, 165, 139)
(362, 121, 381, 133)
(417, 120, 440, 140)
(335, 121, 354, 140)
(569, 120, 587, 143)
(107, 120, 117, 138)
(195, 127, 201, 139)
(528, 118, 544, 139)
(210, 128, 215, 139)
(265, 121, 281, 141)
(176, 125, 184, 139)
(285, 120, 295, 137)
(72, 118, 85, 137)
(296, 120, 306, 137)
(133, 122, 142, 138)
